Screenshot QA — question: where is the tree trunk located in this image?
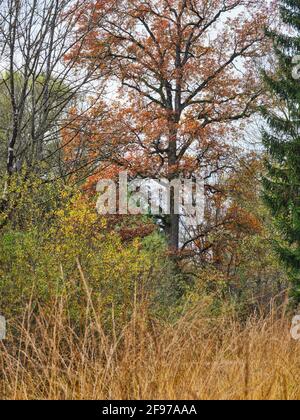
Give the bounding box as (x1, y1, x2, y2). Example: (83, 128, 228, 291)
(167, 123, 179, 251)
(168, 210, 180, 250)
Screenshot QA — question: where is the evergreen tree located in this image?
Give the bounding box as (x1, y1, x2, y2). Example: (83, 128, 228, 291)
(262, 0, 300, 302)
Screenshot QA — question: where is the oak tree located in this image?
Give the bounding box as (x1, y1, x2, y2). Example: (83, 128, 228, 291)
(68, 0, 273, 249)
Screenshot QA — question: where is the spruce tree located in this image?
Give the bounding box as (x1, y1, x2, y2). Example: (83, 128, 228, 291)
(262, 0, 300, 302)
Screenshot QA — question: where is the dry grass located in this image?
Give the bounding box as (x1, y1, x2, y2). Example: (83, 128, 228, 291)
(0, 296, 300, 400)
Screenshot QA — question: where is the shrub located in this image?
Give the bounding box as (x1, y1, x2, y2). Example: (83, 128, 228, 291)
(0, 184, 179, 332)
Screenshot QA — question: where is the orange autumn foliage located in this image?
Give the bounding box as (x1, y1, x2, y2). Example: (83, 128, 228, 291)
(63, 0, 275, 249)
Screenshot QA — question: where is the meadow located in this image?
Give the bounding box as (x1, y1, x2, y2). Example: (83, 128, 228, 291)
(1, 295, 298, 400)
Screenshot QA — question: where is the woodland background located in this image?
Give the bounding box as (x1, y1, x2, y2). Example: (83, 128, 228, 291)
(0, 0, 299, 400)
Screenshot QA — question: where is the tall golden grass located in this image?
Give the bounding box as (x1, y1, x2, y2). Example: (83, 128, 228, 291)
(0, 262, 298, 400)
(0, 295, 299, 401)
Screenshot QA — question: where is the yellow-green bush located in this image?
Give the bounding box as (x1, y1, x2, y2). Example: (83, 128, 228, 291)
(0, 181, 178, 332)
